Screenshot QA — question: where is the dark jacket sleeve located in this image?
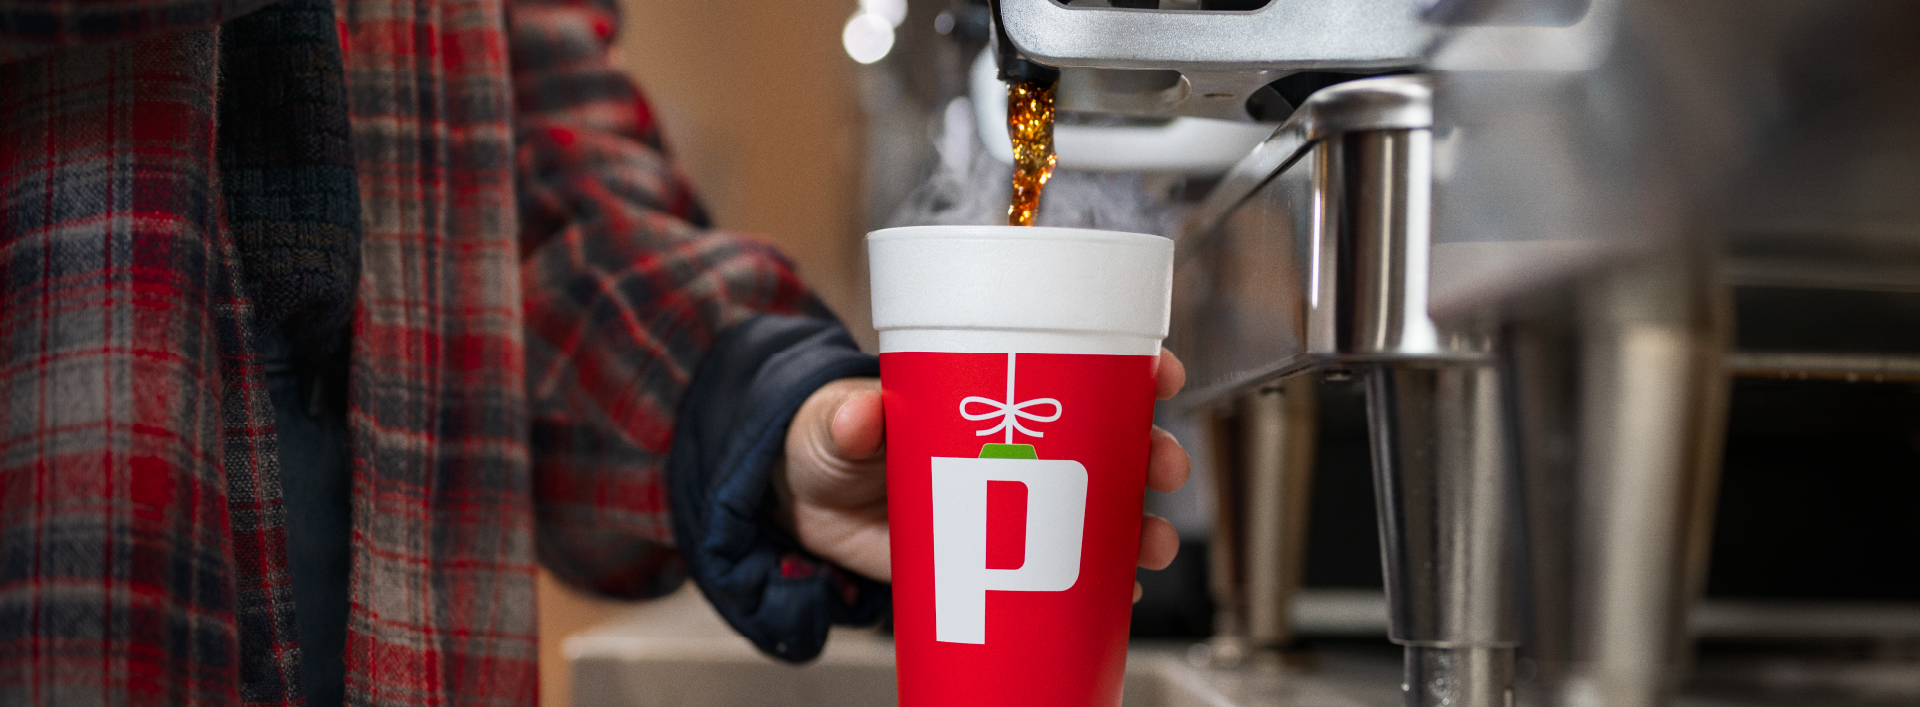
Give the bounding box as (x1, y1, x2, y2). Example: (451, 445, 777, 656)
(509, 0, 885, 652)
(668, 314, 890, 663)
(513, 0, 816, 600)
(0, 0, 277, 63)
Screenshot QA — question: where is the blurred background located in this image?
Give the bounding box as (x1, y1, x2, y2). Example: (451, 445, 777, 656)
(535, 2, 869, 704)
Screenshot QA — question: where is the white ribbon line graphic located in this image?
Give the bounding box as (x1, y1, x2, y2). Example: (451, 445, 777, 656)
(958, 352, 1062, 444)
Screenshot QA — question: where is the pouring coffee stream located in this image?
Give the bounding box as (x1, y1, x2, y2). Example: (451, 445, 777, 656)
(1006, 79, 1057, 227)
(991, 0, 1058, 226)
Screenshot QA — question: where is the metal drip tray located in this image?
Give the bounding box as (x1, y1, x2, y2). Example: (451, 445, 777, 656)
(562, 588, 1400, 707)
(567, 635, 898, 707)
(562, 590, 1920, 707)
(566, 636, 1404, 707)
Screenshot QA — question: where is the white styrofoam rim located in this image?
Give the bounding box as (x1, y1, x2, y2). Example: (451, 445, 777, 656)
(879, 329, 1161, 355)
(868, 225, 1174, 344)
(867, 225, 1165, 245)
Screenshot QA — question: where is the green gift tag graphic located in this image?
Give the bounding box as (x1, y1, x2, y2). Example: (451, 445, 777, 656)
(978, 443, 1039, 460)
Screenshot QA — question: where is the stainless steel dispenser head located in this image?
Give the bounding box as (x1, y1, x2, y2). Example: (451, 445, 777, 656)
(993, 0, 1433, 121)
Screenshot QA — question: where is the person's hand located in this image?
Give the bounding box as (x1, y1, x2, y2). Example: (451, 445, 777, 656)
(775, 349, 1192, 596)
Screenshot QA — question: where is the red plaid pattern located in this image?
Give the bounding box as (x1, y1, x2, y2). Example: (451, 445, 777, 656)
(0, 0, 819, 704)
(0, 30, 302, 705)
(513, 0, 815, 600)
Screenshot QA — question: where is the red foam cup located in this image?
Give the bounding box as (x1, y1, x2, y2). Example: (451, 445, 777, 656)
(869, 226, 1174, 707)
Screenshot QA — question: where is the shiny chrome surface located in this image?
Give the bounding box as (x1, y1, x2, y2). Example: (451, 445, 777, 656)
(997, 0, 1432, 121)
(1343, 130, 1439, 358)
(1171, 70, 1523, 707)
(1365, 363, 1515, 648)
(1185, 77, 1433, 246)
(1169, 77, 1455, 408)
(1504, 256, 1732, 707)
(1238, 378, 1317, 650)
(1169, 141, 1317, 403)
(999, 0, 1431, 71)
(1277, 590, 1920, 641)
(1364, 362, 1517, 707)
(1724, 352, 1920, 383)
(1425, 0, 1920, 313)
(1403, 646, 1515, 707)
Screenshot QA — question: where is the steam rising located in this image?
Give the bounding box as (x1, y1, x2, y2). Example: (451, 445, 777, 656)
(885, 98, 1189, 237)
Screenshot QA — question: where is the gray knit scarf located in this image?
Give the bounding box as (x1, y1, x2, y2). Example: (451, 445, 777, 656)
(219, 0, 362, 362)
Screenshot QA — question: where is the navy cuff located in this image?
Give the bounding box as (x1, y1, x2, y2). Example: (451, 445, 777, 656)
(667, 314, 889, 663)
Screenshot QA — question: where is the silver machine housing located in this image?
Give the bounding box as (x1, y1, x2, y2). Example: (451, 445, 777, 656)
(997, 1, 1920, 706)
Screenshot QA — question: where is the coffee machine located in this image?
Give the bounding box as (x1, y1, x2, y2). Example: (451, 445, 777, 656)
(988, 1, 1920, 707)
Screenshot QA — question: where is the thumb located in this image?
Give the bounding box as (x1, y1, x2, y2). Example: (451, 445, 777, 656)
(824, 379, 885, 461)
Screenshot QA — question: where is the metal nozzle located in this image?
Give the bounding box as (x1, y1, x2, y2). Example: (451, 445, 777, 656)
(988, 0, 1060, 85)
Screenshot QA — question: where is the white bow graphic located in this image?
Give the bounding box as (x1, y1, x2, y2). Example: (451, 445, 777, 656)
(958, 353, 1062, 445)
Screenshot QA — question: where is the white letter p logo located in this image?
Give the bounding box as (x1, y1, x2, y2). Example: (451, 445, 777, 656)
(930, 455, 1088, 644)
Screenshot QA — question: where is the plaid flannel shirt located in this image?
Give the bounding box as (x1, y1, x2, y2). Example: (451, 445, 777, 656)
(0, 0, 819, 704)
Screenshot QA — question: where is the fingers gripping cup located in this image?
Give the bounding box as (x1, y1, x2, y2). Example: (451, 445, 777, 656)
(870, 226, 1174, 707)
